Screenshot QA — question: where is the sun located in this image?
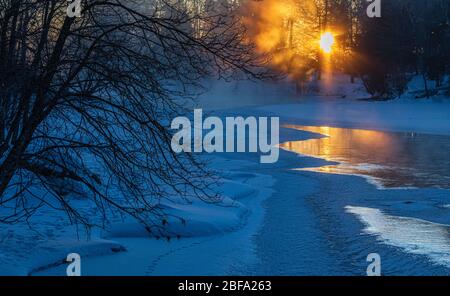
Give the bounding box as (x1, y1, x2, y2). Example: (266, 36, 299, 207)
(319, 32, 335, 54)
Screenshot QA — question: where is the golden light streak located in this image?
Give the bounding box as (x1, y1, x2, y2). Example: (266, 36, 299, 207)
(241, 0, 320, 79)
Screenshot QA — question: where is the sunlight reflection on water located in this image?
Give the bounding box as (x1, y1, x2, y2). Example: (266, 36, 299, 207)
(346, 206, 450, 268)
(280, 125, 450, 189)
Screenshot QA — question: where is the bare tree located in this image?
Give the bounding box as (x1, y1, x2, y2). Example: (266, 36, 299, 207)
(0, 0, 266, 234)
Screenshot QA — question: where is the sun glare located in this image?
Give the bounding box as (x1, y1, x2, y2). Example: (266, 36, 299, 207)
(319, 32, 335, 54)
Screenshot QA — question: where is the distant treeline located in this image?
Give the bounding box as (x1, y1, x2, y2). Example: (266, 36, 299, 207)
(237, 0, 450, 99)
(356, 0, 450, 98)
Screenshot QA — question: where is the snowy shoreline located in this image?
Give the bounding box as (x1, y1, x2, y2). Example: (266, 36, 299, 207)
(31, 156, 277, 275)
(3, 85, 450, 275)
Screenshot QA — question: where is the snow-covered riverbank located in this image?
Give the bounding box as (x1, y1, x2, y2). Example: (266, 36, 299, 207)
(35, 121, 450, 276)
(3, 77, 450, 275)
(34, 155, 276, 275)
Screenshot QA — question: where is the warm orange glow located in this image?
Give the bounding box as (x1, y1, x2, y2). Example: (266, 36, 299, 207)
(280, 125, 395, 175)
(241, 0, 320, 79)
(319, 32, 335, 54)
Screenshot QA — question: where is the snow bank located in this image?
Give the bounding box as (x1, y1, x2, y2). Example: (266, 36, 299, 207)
(0, 238, 125, 276)
(104, 178, 258, 238)
(0, 153, 275, 275)
(32, 157, 276, 276)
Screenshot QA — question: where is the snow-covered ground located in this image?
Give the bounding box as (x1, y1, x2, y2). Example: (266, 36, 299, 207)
(2, 75, 450, 275)
(1, 155, 275, 275)
(31, 156, 277, 275)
